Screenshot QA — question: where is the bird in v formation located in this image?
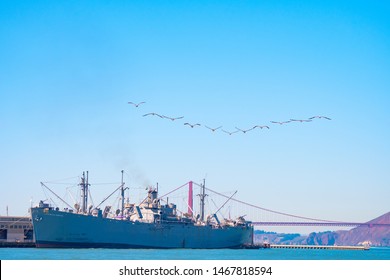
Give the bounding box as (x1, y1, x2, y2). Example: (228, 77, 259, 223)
(290, 119, 312, 123)
(128, 101, 146, 107)
(143, 112, 164, 118)
(184, 123, 201, 128)
(235, 126, 256, 133)
(205, 125, 223, 132)
(222, 129, 239, 135)
(270, 120, 291, 125)
(162, 115, 184, 121)
(309, 115, 332, 120)
(254, 125, 270, 129)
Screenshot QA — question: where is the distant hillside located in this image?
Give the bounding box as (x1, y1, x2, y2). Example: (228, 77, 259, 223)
(335, 211, 390, 246)
(254, 230, 306, 245)
(254, 212, 390, 246)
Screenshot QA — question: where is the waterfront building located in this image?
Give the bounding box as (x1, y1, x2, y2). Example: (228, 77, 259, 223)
(0, 216, 34, 243)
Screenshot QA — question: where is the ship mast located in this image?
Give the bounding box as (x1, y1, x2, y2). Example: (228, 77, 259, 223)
(198, 179, 207, 221)
(80, 171, 90, 213)
(120, 170, 125, 216)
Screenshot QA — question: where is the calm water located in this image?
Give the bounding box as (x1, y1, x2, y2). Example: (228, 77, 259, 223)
(1, 247, 390, 260)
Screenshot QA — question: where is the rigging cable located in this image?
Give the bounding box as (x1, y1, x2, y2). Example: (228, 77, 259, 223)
(192, 182, 347, 223)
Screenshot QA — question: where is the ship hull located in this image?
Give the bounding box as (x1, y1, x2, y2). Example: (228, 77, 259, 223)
(31, 208, 253, 249)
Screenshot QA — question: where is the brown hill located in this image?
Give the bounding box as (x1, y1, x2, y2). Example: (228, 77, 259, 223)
(335, 212, 390, 246)
(301, 212, 390, 246)
(254, 212, 390, 246)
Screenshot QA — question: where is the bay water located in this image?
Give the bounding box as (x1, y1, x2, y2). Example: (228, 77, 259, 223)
(1, 247, 390, 260)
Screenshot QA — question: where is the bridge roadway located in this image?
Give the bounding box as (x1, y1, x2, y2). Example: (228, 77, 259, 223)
(251, 222, 390, 227)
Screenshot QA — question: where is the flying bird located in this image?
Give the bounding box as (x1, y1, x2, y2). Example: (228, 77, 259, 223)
(184, 123, 201, 128)
(309, 115, 332, 120)
(270, 121, 291, 125)
(143, 112, 164, 118)
(205, 125, 222, 132)
(162, 115, 184, 121)
(290, 119, 312, 123)
(222, 129, 239, 135)
(235, 126, 256, 133)
(128, 101, 146, 107)
(254, 125, 270, 129)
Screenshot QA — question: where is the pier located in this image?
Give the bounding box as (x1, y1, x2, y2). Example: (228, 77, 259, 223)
(270, 244, 369, 250)
(0, 241, 36, 248)
(239, 243, 271, 249)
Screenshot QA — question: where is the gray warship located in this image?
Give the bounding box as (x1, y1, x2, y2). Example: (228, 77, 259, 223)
(31, 172, 253, 248)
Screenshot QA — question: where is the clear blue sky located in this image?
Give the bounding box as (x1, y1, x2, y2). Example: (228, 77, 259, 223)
(1, 0, 389, 233)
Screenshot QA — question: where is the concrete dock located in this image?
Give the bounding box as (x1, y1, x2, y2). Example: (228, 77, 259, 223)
(270, 244, 369, 250)
(0, 241, 36, 248)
